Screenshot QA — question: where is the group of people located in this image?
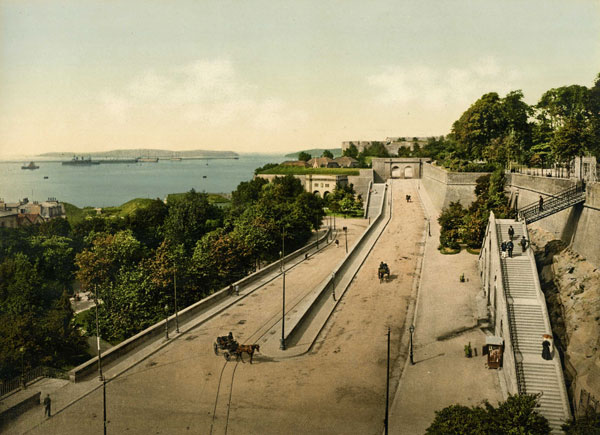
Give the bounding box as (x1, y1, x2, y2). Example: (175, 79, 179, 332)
(501, 225, 529, 258)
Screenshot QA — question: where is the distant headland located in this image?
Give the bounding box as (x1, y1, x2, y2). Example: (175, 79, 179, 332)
(38, 149, 239, 159)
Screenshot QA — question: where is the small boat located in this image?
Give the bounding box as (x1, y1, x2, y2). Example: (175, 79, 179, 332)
(203, 175, 207, 178)
(43, 176, 49, 179)
(21, 161, 39, 170)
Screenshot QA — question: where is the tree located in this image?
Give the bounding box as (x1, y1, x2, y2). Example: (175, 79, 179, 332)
(426, 394, 550, 435)
(125, 199, 168, 249)
(438, 201, 466, 249)
(298, 151, 312, 162)
(562, 409, 600, 434)
(452, 92, 507, 160)
(163, 190, 222, 254)
(321, 150, 334, 159)
(342, 144, 359, 158)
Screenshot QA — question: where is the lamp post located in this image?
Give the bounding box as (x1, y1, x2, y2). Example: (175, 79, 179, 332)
(343, 227, 348, 253)
(94, 285, 104, 381)
(164, 304, 169, 340)
(280, 249, 286, 350)
(316, 216, 319, 250)
(174, 271, 179, 333)
(409, 324, 415, 365)
(20, 346, 25, 389)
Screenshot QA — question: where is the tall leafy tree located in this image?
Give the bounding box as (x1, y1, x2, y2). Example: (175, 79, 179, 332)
(298, 151, 312, 161)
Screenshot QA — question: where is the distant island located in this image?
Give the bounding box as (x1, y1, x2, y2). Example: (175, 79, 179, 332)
(38, 149, 239, 159)
(284, 148, 342, 159)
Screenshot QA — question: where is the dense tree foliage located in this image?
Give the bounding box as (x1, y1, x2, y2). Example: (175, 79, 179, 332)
(438, 168, 513, 250)
(321, 150, 334, 158)
(562, 410, 600, 434)
(0, 170, 328, 376)
(426, 394, 550, 434)
(298, 151, 312, 161)
(327, 183, 363, 217)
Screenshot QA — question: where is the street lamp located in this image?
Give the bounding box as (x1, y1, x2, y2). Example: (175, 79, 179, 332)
(409, 324, 415, 365)
(280, 250, 286, 350)
(20, 346, 25, 389)
(94, 285, 104, 381)
(343, 226, 348, 253)
(164, 304, 169, 340)
(174, 271, 179, 333)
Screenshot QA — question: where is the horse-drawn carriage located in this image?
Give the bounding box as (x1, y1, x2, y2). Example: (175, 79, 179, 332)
(213, 332, 260, 363)
(214, 332, 238, 361)
(378, 262, 390, 283)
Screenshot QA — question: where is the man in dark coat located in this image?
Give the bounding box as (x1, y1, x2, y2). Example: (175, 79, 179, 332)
(508, 225, 515, 240)
(507, 240, 514, 258)
(43, 394, 51, 417)
(520, 236, 528, 252)
(539, 195, 544, 212)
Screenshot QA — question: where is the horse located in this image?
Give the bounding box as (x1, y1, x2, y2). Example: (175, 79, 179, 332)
(234, 344, 260, 364)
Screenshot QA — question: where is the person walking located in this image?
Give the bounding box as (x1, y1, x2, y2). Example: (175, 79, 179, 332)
(43, 394, 51, 418)
(539, 195, 544, 212)
(520, 236, 528, 252)
(501, 241, 507, 259)
(508, 225, 515, 241)
(507, 240, 514, 258)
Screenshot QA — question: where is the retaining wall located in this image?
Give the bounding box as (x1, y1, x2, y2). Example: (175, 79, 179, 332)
(478, 213, 519, 395)
(285, 184, 388, 344)
(69, 230, 331, 382)
(0, 392, 40, 429)
(348, 168, 374, 201)
(508, 174, 600, 268)
(421, 163, 489, 212)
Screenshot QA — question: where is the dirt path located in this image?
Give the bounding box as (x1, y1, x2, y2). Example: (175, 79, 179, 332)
(28, 180, 424, 435)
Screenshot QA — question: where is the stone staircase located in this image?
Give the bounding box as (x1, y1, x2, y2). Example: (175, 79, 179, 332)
(496, 220, 571, 432)
(366, 183, 385, 218)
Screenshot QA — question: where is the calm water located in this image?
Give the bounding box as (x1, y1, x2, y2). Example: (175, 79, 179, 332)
(0, 154, 284, 207)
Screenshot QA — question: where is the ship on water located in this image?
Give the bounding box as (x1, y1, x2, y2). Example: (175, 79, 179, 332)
(62, 156, 100, 166)
(21, 161, 40, 170)
(137, 157, 159, 162)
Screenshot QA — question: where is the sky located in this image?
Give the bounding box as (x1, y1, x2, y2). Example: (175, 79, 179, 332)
(0, 0, 599, 157)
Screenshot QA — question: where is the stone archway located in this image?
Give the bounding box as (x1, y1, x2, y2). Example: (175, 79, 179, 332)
(391, 166, 402, 178)
(404, 166, 413, 178)
(323, 191, 330, 198)
(313, 190, 320, 197)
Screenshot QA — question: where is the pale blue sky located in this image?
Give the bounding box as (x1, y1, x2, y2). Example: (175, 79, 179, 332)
(1, 0, 599, 156)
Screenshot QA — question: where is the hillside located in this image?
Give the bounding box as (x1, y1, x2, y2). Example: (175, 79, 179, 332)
(284, 148, 342, 159)
(39, 149, 238, 159)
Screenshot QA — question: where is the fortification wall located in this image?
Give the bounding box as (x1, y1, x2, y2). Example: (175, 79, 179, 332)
(421, 163, 487, 212)
(507, 175, 600, 268)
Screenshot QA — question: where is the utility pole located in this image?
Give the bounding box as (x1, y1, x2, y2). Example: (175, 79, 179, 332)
(280, 229, 286, 350)
(103, 379, 107, 435)
(94, 285, 103, 381)
(343, 227, 348, 253)
(385, 327, 390, 435)
(174, 270, 179, 333)
(331, 272, 336, 301)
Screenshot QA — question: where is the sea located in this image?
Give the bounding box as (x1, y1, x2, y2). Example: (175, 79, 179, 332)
(0, 154, 285, 208)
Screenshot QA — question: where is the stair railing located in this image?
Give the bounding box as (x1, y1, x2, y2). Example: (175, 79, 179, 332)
(518, 183, 586, 223)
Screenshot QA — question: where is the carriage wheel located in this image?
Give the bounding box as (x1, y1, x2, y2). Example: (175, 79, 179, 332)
(213, 343, 219, 356)
(224, 352, 231, 361)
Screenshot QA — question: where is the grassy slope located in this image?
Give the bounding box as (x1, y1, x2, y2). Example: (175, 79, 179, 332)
(64, 194, 231, 222)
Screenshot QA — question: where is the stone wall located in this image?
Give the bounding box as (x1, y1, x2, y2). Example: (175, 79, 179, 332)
(421, 163, 489, 213)
(348, 169, 374, 201)
(371, 157, 428, 183)
(507, 174, 600, 268)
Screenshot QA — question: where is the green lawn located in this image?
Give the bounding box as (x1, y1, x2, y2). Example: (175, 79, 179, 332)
(65, 194, 231, 223)
(258, 165, 360, 176)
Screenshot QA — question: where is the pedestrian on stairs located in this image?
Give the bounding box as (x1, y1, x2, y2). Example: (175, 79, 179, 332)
(501, 241, 507, 258)
(520, 236, 528, 252)
(539, 195, 544, 212)
(43, 394, 51, 418)
(507, 240, 514, 258)
(508, 225, 515, 240)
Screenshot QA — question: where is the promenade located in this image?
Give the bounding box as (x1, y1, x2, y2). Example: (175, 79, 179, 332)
(388, 181, 503, 434)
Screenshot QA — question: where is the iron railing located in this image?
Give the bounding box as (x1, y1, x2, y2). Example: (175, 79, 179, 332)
(0, 366, 68, 398)
(518, 183, 586, 224)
